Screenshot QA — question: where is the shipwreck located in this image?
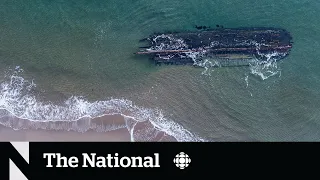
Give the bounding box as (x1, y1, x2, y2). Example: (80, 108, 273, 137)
(135, 27, 293, 67)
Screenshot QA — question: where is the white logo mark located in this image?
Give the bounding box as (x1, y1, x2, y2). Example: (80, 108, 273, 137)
(173, 152, 191, 169)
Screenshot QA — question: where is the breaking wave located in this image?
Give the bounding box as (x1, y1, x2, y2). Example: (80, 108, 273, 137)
(0, 67, 205, 142)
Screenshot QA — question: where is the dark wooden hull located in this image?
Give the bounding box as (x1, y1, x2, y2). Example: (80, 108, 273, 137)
(136, 27, 293, 66)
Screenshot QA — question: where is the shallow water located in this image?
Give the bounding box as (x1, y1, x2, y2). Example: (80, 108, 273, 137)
(1, 0, 320, 141)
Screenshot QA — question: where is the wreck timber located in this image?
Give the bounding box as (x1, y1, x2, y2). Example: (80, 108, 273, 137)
(135, 27, 293, 66)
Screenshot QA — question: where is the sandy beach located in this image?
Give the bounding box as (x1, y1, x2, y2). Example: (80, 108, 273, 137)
(0, 125, 131, 141)
(0, 114, 177, 142)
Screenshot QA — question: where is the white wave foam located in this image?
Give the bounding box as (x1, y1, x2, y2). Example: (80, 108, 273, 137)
(249, 58, 280, 80)
(147, 34, 189, 51)
(249, 49, 285, 80)
(0, 68, 205, 142)
(146, 33, 286, 80)
(184, 51, 221, 76)
(186, 40, 284, 80)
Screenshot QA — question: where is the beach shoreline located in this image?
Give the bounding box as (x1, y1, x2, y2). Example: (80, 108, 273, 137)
(0, 114, 177, 142)
(0, 124, 131, 141)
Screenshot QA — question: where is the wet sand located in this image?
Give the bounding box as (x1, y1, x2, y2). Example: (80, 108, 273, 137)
(0, 113, 177, 142)
(0, 124, 131, 141)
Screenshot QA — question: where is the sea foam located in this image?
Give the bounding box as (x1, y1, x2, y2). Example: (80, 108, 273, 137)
(0, 68, 205, 142)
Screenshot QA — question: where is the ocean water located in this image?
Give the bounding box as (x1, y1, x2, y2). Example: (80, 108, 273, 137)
(1, 0, 320, 141)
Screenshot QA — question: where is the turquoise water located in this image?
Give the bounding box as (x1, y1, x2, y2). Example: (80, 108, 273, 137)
(1, 0, 320, 141)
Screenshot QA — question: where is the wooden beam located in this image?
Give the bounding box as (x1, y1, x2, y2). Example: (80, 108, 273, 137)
(135, 45, 292, 54)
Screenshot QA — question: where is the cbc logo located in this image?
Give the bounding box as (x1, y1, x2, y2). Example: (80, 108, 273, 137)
(173, 152, 191, 169)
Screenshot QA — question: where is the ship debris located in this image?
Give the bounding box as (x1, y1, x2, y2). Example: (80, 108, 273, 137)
(135, 27, 293, 67)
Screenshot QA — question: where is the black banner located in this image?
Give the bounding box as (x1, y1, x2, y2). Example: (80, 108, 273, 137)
(0, 142, 317, 180)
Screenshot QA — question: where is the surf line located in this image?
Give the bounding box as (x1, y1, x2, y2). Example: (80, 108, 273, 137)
(43, 153, 160, 168)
